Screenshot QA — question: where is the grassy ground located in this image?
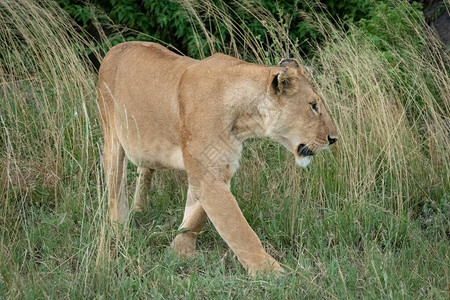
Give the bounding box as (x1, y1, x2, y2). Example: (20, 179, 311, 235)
(0, 0, 449, 298)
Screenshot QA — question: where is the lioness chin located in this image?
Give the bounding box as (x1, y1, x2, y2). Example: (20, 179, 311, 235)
(97, 41, 338, 276)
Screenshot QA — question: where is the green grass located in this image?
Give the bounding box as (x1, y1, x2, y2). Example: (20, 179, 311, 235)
(0, 0, 449, 298)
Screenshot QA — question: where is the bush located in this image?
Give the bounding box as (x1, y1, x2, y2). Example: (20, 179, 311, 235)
(55, 0, 380, 58)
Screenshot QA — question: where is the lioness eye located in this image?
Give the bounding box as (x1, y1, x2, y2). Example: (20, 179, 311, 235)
(311, 103, 318, 112)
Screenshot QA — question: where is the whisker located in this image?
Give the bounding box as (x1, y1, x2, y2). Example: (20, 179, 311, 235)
(308, 139, 328, 151)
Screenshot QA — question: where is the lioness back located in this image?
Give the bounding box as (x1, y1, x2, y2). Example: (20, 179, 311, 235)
(98, 42, 196, 169)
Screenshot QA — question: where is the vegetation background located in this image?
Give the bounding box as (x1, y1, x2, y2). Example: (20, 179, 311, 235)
(0, 0, 449, 298)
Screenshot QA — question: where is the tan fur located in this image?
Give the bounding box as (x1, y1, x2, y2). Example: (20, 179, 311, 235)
(97, 42, 338, 276)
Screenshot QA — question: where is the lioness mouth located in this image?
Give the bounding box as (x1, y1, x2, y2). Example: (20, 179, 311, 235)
(297, 144, 314, 157)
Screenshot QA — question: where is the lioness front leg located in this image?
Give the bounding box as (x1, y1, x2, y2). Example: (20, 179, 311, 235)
(199, 180, 283, 276)
(173, 185, 207, 256)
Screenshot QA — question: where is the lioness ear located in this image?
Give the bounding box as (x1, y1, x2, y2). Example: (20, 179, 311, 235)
(279, 58, 304, 74)
(272, 67, 299, 96)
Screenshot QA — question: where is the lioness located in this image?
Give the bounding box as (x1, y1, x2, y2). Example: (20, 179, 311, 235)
(97, 41, 337, 275)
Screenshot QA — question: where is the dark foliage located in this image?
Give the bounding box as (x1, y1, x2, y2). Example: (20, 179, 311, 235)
(55, 0, 380, 58)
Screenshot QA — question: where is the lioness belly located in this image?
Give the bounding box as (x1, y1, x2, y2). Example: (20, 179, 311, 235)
(121, 139, 185, 170)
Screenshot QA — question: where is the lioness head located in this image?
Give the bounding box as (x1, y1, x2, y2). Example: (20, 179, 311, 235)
(266, 58, 338, 167)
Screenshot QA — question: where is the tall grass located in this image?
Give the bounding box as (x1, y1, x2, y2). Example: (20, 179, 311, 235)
(1, 0, 448, 298)
(0, 0, 100, 207)
(0, 0, 108, 296)
(311, 2, 449, 214)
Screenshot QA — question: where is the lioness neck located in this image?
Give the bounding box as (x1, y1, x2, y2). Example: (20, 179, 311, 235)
(217, 68, 280, 142)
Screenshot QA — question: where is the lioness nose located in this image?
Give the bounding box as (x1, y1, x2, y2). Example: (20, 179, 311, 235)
(328, 135, 337, 145)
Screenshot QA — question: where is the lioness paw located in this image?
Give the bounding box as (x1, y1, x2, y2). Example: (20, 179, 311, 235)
(172, 232, 198, 257)
(247, 258, 284, 277)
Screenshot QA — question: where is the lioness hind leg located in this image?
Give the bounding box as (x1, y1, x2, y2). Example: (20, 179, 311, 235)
(133, 167, 154, 212)
(103, 136, 128, 224)
(173, 186, 207, 256)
